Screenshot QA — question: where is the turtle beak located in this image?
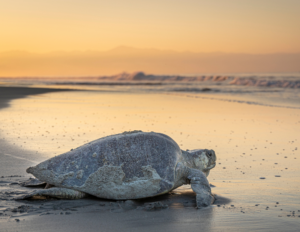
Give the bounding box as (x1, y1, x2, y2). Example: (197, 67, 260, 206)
(203, 162, 215, 172)
(208, 163, 216, 169)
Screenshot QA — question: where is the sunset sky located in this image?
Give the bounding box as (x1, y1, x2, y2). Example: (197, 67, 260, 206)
(1, 0, 300, 54)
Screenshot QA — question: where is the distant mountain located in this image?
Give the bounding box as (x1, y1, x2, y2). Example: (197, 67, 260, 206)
(0, 46, 299, 77)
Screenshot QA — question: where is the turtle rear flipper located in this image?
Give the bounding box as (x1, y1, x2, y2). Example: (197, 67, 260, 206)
(45, 183, 55, 189)
(15, 187, 87, 200)
(21, 178, 46, 187)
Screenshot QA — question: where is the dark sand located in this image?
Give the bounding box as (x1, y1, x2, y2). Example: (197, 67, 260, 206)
(0, 86, 74, 109)
(0, 86, 299, 231)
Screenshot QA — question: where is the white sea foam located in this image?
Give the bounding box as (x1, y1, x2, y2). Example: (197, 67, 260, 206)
(1, 72, 299, 109)
(95, 72, 300, 89)
(1, 71, 300, 88)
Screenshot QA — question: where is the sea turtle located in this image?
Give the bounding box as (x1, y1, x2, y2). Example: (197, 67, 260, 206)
(17, 131, 216, 208)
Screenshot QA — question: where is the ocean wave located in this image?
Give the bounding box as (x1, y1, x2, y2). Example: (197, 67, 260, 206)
(96, 72, 300, 89)
(51, 81, 162, 86)
(1, 72, 300, 89)
(229, 77, 300, 88)
(165, 93, 300, 110)
(170, 87, 215, 92)
(0, 73, 299, 109)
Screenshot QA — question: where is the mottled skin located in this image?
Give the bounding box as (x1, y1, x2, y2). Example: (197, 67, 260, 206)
(18, 131, 216, 208)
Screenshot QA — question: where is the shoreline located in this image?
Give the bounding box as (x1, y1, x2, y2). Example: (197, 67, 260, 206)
(0, 86, 75, 110)
(0, 86, 76, 176)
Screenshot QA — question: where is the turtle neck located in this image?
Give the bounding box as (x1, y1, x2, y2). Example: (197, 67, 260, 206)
(181, 150, 196, 169)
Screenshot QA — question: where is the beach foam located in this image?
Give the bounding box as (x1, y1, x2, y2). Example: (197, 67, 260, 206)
(1, 72, 300, 110)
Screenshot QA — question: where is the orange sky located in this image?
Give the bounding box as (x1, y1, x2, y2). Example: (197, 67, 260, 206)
(1, 0, 300, 54)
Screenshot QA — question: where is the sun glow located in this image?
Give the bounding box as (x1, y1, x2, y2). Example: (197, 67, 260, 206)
(1, 0, 299, 54)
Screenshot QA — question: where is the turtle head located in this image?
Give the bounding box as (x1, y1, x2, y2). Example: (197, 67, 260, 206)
(186, 149, 216, 176)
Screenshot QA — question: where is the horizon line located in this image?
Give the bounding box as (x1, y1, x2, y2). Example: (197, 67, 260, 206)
(1, 71, 300, 79)
(1, 46, 300, 55)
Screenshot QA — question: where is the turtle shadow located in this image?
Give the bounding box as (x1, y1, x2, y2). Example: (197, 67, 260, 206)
(15, 178, 231, 213)
(102, 189, 231, 211)
(213, 194, 231, 205)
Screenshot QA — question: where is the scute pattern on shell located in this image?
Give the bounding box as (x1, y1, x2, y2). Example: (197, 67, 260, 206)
(28, 131, 182, 199)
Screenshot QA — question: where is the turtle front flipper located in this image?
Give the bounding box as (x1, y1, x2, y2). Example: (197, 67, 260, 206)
(15, 187, 87, 200)
(190, 177, 214, 208)
(188, 169, 214, 208)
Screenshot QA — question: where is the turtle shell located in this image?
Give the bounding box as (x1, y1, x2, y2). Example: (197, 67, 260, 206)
(27, 131, 182, 200)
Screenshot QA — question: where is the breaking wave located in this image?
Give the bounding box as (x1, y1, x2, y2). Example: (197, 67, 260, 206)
(96, 72, 300, 89)
(0, 72, 299, 109)
(1, 71, 300, 89)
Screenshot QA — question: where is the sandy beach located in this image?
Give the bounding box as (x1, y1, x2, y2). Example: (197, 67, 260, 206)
(1, 0, 300, 231)
(0, 85, 299, 231)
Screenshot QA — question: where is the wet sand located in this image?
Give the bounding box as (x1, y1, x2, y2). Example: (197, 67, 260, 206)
(0, 86, 299, 231)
